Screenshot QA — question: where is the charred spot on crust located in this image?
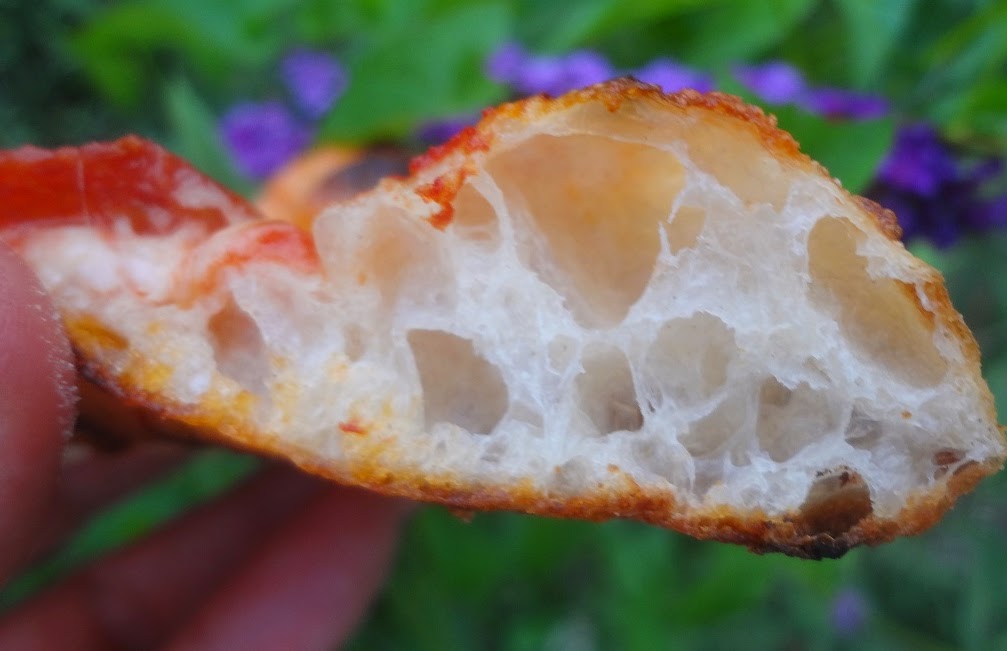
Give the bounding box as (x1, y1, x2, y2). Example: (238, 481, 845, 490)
(797, 468, 873, 538)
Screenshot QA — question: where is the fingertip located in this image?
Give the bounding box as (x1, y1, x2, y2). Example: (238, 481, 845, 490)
(166, 486, 405, 651)
(0, 243, 77, 580)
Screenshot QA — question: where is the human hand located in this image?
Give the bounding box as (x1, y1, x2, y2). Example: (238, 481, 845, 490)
(0, 244, 406, 650)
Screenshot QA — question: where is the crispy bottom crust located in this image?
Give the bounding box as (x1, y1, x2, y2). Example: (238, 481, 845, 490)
(75, 345, 996, 560)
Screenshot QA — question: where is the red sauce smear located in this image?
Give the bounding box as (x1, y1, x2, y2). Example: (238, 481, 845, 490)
(339, 420, 368, 435)
(0, 135, 259, 238)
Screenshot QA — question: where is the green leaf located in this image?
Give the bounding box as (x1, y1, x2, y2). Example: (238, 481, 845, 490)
(668, 0, 819, 67)
(320, 3, 512, 142)
(926, 0, 1007, 94)
(518, 0, 722, 52)
(71, 0, 291, 108)
(667, 545, 779, 626)
(834, 0, 917, 87)
(163, 77, 253, 195)
(772, 106, 895, 193)
(946, 79, 1007, 139)
(0, 450, 257, 609)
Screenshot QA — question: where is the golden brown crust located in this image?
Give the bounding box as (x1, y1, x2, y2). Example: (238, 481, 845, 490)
(470, 80, 807, 164)
(70, 333, 999, 560)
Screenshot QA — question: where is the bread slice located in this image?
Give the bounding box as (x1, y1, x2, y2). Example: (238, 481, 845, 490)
(1, 80, 1002, 558)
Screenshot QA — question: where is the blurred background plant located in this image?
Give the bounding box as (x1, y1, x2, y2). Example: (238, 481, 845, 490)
(3, 0, 1007, 648)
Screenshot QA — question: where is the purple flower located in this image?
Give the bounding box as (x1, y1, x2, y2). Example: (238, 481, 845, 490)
(635, 59, 715, 93)
(734, 61, 807, 104)
(485, 41, 526, 85)
(877, 125, 958, 196)
(869, 125, 1007, 247)
(830, 588, 868, 636)
(280, 49, 347, 119)
(798, 88, 889, 121)
(558, 50, 616, 89)
(734, 60, 888, 121)
(416, 116, 477, 145)
(510, 57, 561, 94)
(516, 50, 614, 96)
(486, 43, 614, 96)
(219, 101, 312, 180)
(972, 193, 1007, 231)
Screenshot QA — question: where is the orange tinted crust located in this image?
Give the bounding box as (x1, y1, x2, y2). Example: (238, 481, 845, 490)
(415, 166, 476, 230)
(408, 125, 492, 176)
(460, 79, 809, 167)
(257, 146, 411, 229)
(922, 278, 988, 374)
(854, 196, 903, 241)
(257, 147, 362, 229)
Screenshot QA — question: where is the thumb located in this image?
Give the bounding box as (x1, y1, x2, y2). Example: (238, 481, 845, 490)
(0, 243, 77, 582)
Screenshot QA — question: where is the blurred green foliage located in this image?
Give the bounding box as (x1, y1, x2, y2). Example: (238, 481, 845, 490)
(3, 0, 1007, 649)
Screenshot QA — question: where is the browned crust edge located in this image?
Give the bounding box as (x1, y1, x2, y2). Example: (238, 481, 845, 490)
(75, 347, 1001, 560)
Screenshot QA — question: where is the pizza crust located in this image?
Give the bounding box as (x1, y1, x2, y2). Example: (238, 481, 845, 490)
(2, 80, 1003, 557)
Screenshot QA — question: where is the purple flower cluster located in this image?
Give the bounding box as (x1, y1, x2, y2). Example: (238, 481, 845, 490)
(487, 43, 616, 96)
(481, 43, 1007, 247)
(868, 125, 1006, 247)
(218, 102, 312, 180)
(486, 46, 886, 122)
(735, 61, 887, 120)
(486, 42, 712, 97)
(219, 48, 346, 181)
(634, 58, 715, 94)
(280, 49, 348, 119)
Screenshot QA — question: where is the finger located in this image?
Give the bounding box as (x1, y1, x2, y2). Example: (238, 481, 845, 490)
(22, 443, 192, 569)
(57, 442, 191, 524)
(0, 466, 320, 651)
(0, 243, 77, 581)
(166, 487, 406, 651)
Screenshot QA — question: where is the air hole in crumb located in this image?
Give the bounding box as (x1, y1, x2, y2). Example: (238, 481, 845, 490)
(480, 438, 507, 464)
(632, 438, 688, 484)
(798, 468, 873, 537)
(510, 402, 544, 428)
(844, 409, 882, 451)
(486, 134, 687, 327)
(808, 217, 947, 387)
(343, 324, 366, 361)
(548, 335, 580, 374)
(207, 297, 270, 396)
(644, 312, 735, 408)
(665, 205, 706, 253)
(453, 182, 500, 245)
(553, 457, 593, 492)
(340, 205, 452, 312)
(692, 460, 723, 497)
(575, 345, 643, 435)
(679, 392, 748, 458)
(756, 378, 841, 462)
(408, 330, 508, 434)
(933, 448, 966, 479)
